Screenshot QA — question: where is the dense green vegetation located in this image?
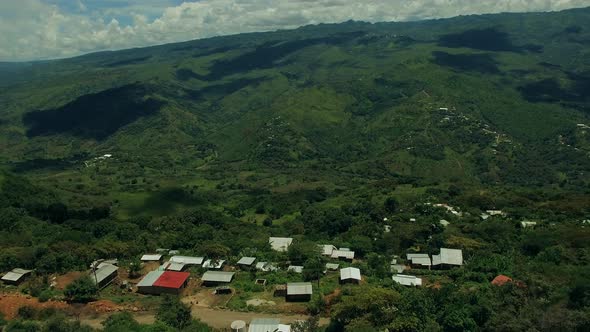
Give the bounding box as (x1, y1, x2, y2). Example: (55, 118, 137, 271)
(1, 6, 590, 332)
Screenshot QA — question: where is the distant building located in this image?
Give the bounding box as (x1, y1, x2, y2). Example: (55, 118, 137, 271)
(318, 245, 337, 256)
(325, 263, 340, 272)
(407, 254, 431, 268)
(521, 221, 537, 228)
(432, 248, 463, 268)
(248, 318, 291, 332)
(286, 282, 313, 302)
(237, 257, 256, 268)
(269, 237, 293, 252)
(331, 249, 355, 261)
(137, 271, 190, 295)
(170, 255, 204, 266)
(287, 266, 303, 274)
(340, 267, 361, 284)
(202, 259, 226, 270)
(256, 262, 279, 272)
(201, 271, 235, 286)
(91, 263, 118, 289)
(141, 254, 163, 262)
(439, 220, 450, 227)
(165, 262, 186, 272)
(391, 264, 406, 273)
(1, 268, 33, 285)
(392, 274, 422, 287)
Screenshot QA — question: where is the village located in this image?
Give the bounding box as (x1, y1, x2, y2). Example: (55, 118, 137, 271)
(1, 231, 470, 331)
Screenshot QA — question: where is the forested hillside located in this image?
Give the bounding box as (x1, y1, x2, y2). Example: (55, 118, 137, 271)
(0, 7, 589, 332)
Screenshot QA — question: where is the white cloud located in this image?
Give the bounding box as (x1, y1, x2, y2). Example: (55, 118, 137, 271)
(0, 0, 588, 61)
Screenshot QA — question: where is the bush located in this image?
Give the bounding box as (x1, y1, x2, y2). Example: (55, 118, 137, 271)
(38, 290, 53, 303)
(63, 276, 98, 303)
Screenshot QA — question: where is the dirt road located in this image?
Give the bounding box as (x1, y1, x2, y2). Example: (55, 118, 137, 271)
(81, 305, 329, 329)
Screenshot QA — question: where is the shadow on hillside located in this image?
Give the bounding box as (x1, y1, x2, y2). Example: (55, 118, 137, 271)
(183, 77, 267, 100)
(189, 31, 366, 81)
(432, 51, 500, 73)
(104, 56, 152, 67)
(519, 72, 590, 104)
(23, 84, 163, 140)
(438, 27, 542, 53)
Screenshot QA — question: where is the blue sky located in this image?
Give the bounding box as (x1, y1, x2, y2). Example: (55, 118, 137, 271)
(0, 0, 588, 61)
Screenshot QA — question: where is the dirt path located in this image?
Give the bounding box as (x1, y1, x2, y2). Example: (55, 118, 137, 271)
(80, 306, 329, 329)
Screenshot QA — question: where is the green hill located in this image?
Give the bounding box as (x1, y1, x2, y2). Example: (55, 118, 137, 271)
(0, 8, 589, 219)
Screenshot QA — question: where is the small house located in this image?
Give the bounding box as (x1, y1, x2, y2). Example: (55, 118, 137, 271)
(325, 263, 340, 272)
(318, 244, 337, 256)
(237, 257, 256, 269)
(286, 282, 313, 302)
(256, 262, 278, 272)
(331, 249, 355, 262)
(339, 267, 361, 284)
(269, 237, 293, 252)
(165, 262, 186, 272)
(391, 264, 406, 273)
(432, 248, 463, 268)
(169, 255, 204, 266)
(392, 274, 422, 287)
(137, 271, 189, 295)
(91, 263, 118, 289)
(201, 271, 235, 286)
(248, 318, 291, 332)
(521, 221, 537, 228)
(1, 268, 33, 285)
(141, 254, 163, 262)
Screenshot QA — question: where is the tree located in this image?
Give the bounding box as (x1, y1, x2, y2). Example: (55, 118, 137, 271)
(303, 257, 325, 286)
(156, 295, 192, 329)
(63, 276, 98, 303)
(292, 315, 320, 332)
(128, 259, 142, 279)
(103, 312, 142, 332)
(384, 197, 398, 214)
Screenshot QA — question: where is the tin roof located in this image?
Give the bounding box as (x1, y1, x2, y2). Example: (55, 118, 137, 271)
(287, 266, 303, 273)
(153, 271, 190, 289)
(340, 267, 361, 281)
(137, 270, 164, 287)
(202, 259, 225, 269)
(287, 282, 312, 295)
(2, 272, 24, 282)
(237, 257, 256, 266)
(170, 256, 204, 265)
(436, 248, 463, 266)
(331, 250, 355, 260)
(411, 257, 431, 266)
(406, 253, 429, 260)
(269, 237, 293, 252)
(91, 264, 118, 284)
(392, 274, 422, 286)
(318, 244, 337, 256)
(141, 254, 162, 261)
(201, 271, 235, 283)
(248, 318, 281, 332)
(165, 262, 186, 271)
(325, 263, 340, 270)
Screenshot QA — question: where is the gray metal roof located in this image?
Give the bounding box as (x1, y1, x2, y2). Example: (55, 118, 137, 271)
(2, 272, 24, 282)
(287, 282, 312, 295)
(202, 259, 225, 269)
(12, 268, 32, 275)
(438, 248, 463, 266)
(269, 237, 293, 252)
(319, 244, 336, 256)
(331, 250, 355, 260)
(411, 257, 431, 266)
(170, 255, 204, 265)
(340, 267, 361, 281)
(92, 264, 118, 284)
(248, 318, 281, 332)
(256, 262, 278, 272)
(237, 257, 256, 266)
(325, 263, 340, 270)
(201, 271, 235, 283)
(392, 274, 422, 286)
(406, 253, 429, 260)
(137, 270, 164, 287)
(391, 264, 406, 273)
(141, 254, 162, 261)
(166, 262, 186, 271)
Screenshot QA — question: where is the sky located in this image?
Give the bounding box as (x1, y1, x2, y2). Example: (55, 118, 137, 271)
(0, 0, 588, 61)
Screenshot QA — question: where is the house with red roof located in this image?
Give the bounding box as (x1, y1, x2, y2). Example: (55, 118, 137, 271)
(137, 271, 190, 295)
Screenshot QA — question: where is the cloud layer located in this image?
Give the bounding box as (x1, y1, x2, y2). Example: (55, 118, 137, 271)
(0, 0, 588, 61)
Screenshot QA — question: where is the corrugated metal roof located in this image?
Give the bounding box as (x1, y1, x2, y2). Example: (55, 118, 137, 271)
(256, 262, 278, 272)
(170, 256, 204, 265)
(237, 257, 256, 265)
(137, 270, 164, 287)
(141, 254, 162, 261)
(269, 237, 293, 252)
(248, 318, 281, 332)
(391, 264, 406, 273)
(166, 262, 186, 271)
(411, 257, 431, 266)
(392, 274, 422, 286)
(318, 245, 336, 256)
(2, 271, 24, 282)
(331, 250, 355, 260)
(439, 248, 463, 266)
(201, 271, 235, 283)
(340, 267, 361, 281)
(325, 263, 340, 271)
(92, 264, 118, 284)
(287, 282, 312, 295)
(406, 253, 429, 260)
(153, 271, 190, 289)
